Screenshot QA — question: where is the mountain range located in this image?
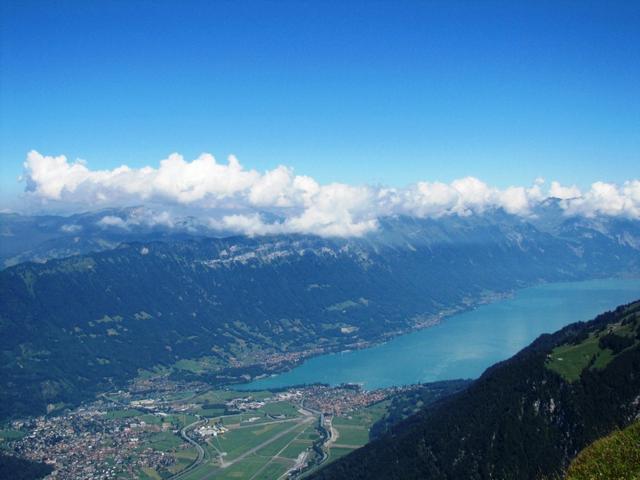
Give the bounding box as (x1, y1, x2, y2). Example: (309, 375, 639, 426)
(310, 300, 640, 479)
(1, 204, 639, 422)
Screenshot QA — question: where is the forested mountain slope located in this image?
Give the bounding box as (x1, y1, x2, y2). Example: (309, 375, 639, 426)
(310, 301, 640, 480)
(1, 213, 639, 421)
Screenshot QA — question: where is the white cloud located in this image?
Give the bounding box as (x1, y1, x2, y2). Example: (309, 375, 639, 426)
(549, 181, 581, 200)
(499, 187, 531, 215)
(60, 224, 82, 233)
(96, 208, 177, 231)
(283, 183, 378, 237)
(97, 215, 128, 229)
(562, 180, 640, 218)
(248, 165, 296, 207)
(378, 177, 538, 218)
(20, 150, 640, 237)
(23, 151, 91, 199)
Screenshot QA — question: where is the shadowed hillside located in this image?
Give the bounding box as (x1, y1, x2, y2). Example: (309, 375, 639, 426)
(310, 301, 640, 480)
(1, 213, 639, 421)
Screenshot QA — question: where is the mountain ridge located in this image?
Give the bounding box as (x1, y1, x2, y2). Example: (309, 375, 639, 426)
(3, 204, 640, 267)
(1, 211, 639, 421)
(309, 300, 640, 480)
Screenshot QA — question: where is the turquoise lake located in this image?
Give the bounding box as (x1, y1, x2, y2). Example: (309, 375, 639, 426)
(240, 278, 640, 390)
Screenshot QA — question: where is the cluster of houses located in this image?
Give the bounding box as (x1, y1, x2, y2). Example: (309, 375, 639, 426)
(195, 422, 228, 438)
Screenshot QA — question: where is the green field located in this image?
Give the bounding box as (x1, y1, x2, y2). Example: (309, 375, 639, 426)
(173, 460, 220, 480)
(146, 431, 184, 451)
(169, 448, 199, 474)
(253, 422, 310, 458)
(325, 401, 390, 464)
(139, 467, 163, 480)
(0, 429, 26, 441)
(332, 424, 369, 446)
(251, 459, 292, 480)
(161, 413, 198, 429)
(216, 454, 276, 479)
(214, 420, 312, 479)
(546, 318, 639, 382)
(280, 425, 319, 459)
(139, 413, 164, 425)
(333, 401, 389, 428)
(173, 356, 224, 374)
(216, 421, 297, 460)
(257, 401, 300, 418)
(280, 440, 312, 460)
(104, 389, 390, 479)
(546, 335, 604, 382)
(166, 395, 314, 478)
(178, 415, 315, 480)
(198, 407, 227, 417)
(105, 408, 143, 419)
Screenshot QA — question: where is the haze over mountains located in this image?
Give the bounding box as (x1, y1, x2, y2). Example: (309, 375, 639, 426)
(3, 197, 640, 268)
(1, 202, 639, 422)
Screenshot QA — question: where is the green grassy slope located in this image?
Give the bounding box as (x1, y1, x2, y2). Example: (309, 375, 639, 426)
(566, 421, 640, 480)
(546, 303, 640, 382)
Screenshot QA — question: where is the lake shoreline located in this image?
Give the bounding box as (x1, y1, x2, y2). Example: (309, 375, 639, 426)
(236, 276, 640, 391)
(231, 285, 518, 386)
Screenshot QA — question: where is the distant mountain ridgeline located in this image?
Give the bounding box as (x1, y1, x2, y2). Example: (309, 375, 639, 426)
(2, 202, 640, 269)
(0, 207, 639, 421)
(0, 206, 222, 269)
(309, 301, 640, 480)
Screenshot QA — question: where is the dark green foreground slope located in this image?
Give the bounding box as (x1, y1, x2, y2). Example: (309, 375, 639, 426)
(311, 301, 640, 480)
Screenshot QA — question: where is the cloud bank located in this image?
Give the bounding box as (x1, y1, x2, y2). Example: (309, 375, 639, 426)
(21, 150, 640, 237)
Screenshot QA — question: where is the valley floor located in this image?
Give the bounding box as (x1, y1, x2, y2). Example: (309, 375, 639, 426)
(0, 379, 410, 480)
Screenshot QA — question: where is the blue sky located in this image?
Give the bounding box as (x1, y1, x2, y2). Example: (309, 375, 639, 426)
(1, 0, 639, 202)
